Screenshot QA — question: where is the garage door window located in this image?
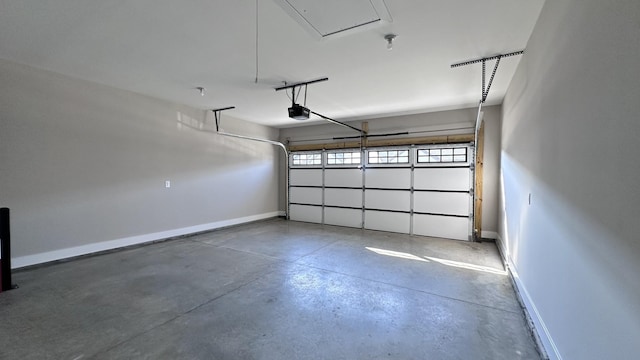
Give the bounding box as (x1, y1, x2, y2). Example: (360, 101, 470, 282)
(368, 150, 409, 164)
(417, 148, 467, 163)
(292, 153, 322, 166)
(327, 151, 361, 165)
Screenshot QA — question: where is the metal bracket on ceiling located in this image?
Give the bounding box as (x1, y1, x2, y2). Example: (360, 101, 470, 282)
(451, 50, 524, 103)
(211, 106, 236, 132)
(275, 77, 329, 107)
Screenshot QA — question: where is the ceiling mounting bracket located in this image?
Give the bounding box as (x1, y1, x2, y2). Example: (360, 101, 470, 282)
(275, 77, 329, 107)
(274, 77, 329, 92)
(451, 50, 524, 103)
(211, 106, 236, 132)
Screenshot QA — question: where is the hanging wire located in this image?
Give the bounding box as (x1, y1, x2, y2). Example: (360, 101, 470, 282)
(294, 87, 301, 103)
(284, 82, 292, 101)
(285, 87, 302, 105)
(303, 85, 308, 106)
(254, 0, 259, 83)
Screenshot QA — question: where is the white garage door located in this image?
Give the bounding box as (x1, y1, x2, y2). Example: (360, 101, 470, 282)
(289, 145, 473, 240)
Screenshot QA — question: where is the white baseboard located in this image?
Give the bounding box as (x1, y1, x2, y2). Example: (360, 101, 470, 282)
(496, 234, 562, 360)
(495, 233, 508, 266)
(278, 210, 287, 217)
(481, 230, 498, 239)
(12, 211, 281, 269)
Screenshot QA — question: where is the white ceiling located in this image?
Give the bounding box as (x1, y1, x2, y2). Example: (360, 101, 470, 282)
(0, 0, 545, 128)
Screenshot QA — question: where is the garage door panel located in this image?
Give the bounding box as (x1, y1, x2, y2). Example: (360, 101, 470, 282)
(364, 211, 410, 233)
(290, 187, 323, 205)
(290, 205, 322, 223)
(365, 190, 410, 211)
(290, 169, 323, 186)
(413, 214, 469, 241)
(414, 167, 470, 191)
(325, 208, 361, 228)
(365, 168, 410, 189)
(325, 169, 362, 187)
(414, 192, 470, 216)
(325, 188, 362, 208)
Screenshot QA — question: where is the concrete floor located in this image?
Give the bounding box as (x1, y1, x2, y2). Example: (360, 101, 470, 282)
(0, 219, 541, 359)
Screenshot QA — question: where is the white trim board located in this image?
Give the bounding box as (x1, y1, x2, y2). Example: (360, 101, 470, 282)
(12, 212, 281, 269)
(496, 234, 562, 360)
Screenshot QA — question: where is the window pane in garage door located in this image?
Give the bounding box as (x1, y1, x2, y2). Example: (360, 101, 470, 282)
(327, 151, 361, 165)
(292, 153, 322, 165)
(368, 150, 409, 164)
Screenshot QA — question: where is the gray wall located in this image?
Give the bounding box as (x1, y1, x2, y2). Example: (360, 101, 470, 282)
(279, 105, 502, 235)
(499, 0, 640, 358)
(0, 59, 280, 266)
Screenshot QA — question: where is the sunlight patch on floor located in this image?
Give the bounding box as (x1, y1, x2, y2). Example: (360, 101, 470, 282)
(365, 247, 429, 262)
(424, 256, 507, 275)
(366, 246, 507, 275)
